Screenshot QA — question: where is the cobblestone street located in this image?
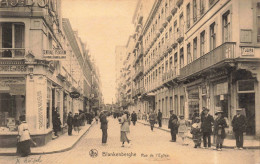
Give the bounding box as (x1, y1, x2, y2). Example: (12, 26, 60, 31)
(0, 117, 259, 164)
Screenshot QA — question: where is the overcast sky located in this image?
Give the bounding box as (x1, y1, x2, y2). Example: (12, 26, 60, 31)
(62, 0, 137, 104)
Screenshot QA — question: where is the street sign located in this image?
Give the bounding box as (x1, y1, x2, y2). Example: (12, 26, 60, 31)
(70, 91, 80, 98)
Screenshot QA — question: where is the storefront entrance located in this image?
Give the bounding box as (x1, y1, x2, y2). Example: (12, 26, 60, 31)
(238, 93, 255, 135)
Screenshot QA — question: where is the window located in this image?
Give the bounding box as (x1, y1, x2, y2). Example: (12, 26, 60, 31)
(180, 48, 184, 68)
(165, 60, 168, 72)
(200, 0, 205, 15)
(210, 22, 216, 50)
(193, 37, 197, 60)
(186, 3, 191, 28)
(165, 32, 168, 40)
(193, 0, 197, 22)
(48, 33, 52, 49)
(200, 31, 205, 56)
(169, 56, 173, 69)
(161, 64, 164, 74)
(257, 3, 260, 42)
(187, 43, 192, 64)
(223, 11, 231, 42)
(0, 23, 25, 58)
(174, 52, 178, 66)
(209, 0, 215, 6)
(179, 14, 184, 36)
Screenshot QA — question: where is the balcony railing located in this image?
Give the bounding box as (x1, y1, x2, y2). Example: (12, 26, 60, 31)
(180, 42, 236, 78)
(162, 66, 180, 83)
(0, 48, 25, 58)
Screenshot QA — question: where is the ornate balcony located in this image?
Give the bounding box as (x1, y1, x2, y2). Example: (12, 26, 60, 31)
(0, 48, 25, 58)
(162, 66, 180, 84)
(180, 42, 236, 78)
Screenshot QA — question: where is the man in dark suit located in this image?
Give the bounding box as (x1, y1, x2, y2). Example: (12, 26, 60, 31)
(67, 112, 73, 136)
(131, 111, 137, 126)
(201, 107, 214, 148)
(232, 108, 247, 150)
(157, 109, 162, 128)
(100, 111, 108, 145)
(168, 110, 178, 142)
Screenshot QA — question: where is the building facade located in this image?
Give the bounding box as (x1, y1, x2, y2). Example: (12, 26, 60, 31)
(0, 0, 102, 147)
(117, 0, 260, 138)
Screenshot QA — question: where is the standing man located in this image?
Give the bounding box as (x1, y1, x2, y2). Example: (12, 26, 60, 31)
(100, 111, 108, 145)
(131, 111, 137, 126)
(201, 107, 214, 149)
(149, 110, 157, 131)
(67, 112, 73, 136)
(232, 108, 247, 150)
(157, 109, 162, 128)
(168, 110, 179, 142)
(138, 110, 142, 120)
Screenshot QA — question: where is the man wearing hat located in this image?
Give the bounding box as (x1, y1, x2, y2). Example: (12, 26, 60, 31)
(100, 110, 108, 145)
(168, 110, 178, 142)
(232, 108, 247, 150)
(201, 107, 214, 149)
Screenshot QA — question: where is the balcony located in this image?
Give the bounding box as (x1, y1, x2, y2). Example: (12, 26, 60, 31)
(133, 66, 144, 80)
(180, 42, 236, 78)
(171, 7, 177, 16)
(162, 66, 180, 84)
(176, 0, 184, 8)
(0, 48, 25, 58)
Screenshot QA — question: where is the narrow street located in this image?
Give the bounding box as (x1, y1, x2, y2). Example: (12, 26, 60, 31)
(1, 117, 259, 164)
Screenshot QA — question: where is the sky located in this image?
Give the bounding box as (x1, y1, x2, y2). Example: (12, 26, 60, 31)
(62, 0, 138, 104)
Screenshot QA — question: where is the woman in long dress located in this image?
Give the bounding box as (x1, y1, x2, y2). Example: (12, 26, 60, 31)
(17, 115, 32, 157)
(120, 111, 131, 147)
(178, 115, 188, 145)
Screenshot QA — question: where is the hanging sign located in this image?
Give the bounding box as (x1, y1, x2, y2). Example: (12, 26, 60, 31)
(70, 91, 80, 98)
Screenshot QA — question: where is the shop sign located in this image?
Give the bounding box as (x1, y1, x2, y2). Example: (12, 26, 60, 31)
(215, 82, 228, 95)
(241, 47, 254, 56)
(70, 91, 80, 98)
(43, 49, 66, 60)
(188, 88, 199, 99)
(0, 0, 56, 10)
(0, 65, 27, 73)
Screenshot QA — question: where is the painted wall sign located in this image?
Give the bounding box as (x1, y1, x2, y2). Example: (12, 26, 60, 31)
(241, 47, 254, 56)
(0, 65, 27, 72)
(43, 49, 66, 60)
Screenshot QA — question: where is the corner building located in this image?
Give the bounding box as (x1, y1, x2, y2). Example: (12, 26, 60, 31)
(134, 0, 260, 138)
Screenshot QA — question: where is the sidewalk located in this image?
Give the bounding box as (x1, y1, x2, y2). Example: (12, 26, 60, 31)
(0, 122, 95, 156)
(138, 120, 260, 149)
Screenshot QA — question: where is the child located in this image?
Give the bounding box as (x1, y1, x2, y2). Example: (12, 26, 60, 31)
(191, 117, 202, 148)
(178, 115, 188, 145)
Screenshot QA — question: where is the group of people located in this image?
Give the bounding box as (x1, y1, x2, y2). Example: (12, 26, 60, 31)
(167, 107, 247, 151)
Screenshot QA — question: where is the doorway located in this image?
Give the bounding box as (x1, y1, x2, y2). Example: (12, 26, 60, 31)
(238, 93, 255, 135)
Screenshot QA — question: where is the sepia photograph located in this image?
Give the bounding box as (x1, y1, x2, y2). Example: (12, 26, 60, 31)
(0, 0, 260, 163)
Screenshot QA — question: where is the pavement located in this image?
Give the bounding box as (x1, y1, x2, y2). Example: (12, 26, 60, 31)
(0, 121, 95, 156)
(137, 120, 260, 149)
(0, 117, 259, 164)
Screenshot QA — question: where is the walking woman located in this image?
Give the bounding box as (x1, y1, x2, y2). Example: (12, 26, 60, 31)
(17, 115, 33, 157)
(214, 110, 227, 151)
(120, 111, 131, 147)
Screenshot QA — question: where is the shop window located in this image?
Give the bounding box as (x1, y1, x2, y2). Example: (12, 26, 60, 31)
(0, 77, 26, 132)
(174, 95, 178, 115)
(0, 23, 25, 58)
(180, 96, 185, 116)
(46, 87, 51, 128)
(237, 80, 255, 92)
(214, 82, 228, 118)
(169, 97, 173, 117)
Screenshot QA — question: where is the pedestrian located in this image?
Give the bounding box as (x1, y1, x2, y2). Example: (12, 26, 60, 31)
(232, 108, 247, 150)
(138, 110, 142, 120)
(17, 115, 35, 157)
(168, 110, 179, 142)
(149, 110, 157, 131)
(73, 113, 80, 133)
(67, 112, 73, 136)
(191, 109, 200, 124)
(131, 111, 137, 126)
(191, 117, 202, 148)
(201, 107, 214, 149)
(100, 111, 108, 145)
(53, 113, 62, 136)
(178, 115, 188, 145)
(120, 111, 131, 147)
(157, 109, 162, 128)
(213, 110, 227, 151)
